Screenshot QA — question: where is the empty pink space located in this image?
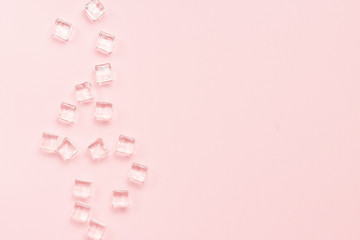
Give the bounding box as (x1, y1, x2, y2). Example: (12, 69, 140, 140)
(1, 0, 360, 239)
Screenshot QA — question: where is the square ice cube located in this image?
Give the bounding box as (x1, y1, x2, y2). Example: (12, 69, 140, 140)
(53, 18, 72, 41)
(40, 132, 59, 152)
(128, 163, 148, 184)
(58, 102, 77, 124)
(73, 179, 93, 199)
(116, 135, 135, 156)
(72, 202, 91, 223)
(88, 138, 109, 160)
(75, 82, 94, 103)
(112, 190, 130, 209)
(86, 219, 106, 240)
(85, 0, 105, 22)
(96, 31, 115, 54)
(56, 137, 79, 161)
(95, 63, 113, 85)
(94, 102, 112, 121)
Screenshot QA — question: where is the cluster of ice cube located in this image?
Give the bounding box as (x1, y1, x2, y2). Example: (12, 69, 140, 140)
(40, 1, 149, 239)
(71, 178, 137, 240)
(52, 1, 115, 56)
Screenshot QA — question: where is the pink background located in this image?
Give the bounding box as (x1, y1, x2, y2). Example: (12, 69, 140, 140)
(1, 0, 360, 239)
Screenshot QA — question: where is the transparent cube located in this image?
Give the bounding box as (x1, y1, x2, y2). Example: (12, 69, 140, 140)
(95, 63, 113, 85)
(75, 82, 94, 103)
(86, 219, 106, 240)
(72, 202, 91, 223)
(73, 179, 93, 199)
(53, 18, 72, 41)
(96, 31, 115, 54)
(94, 102, 112, 121)
(40, 132, 59, 152)
(56, 137, 79, 161)
(112, 190, 130, 209)
(88, 138, 109, 160)
(85, 0, 105, 22)
(116, 135, 135, 156)
(58, 102, 77, 124)
(128, 163, 148, 184)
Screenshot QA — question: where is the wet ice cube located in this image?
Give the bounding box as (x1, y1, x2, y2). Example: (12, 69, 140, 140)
(56, 137, 79, 161)
(72, 202, 91, 223)
(88, 138, 109, 160)
(40, 132, 59, 152)
(96, 31, 115, 54)
(112, 190, 130, 209)
(86, 219, 106, 240)
(73, 179, 93, 199)
(85, 0, 105, 22)
(58, 102, 77, 124)
(75, 82, 94, 103)
(94, 102, 112, 121)
(116, 135, 135, 156)
(128, 162, 148, 184)
(95, 63, 113, 85)
(53, 18, 72, 41)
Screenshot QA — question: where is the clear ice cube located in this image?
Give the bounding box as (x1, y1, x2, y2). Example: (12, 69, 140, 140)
(96, 31, 115, 54)
(73, 179, 93, 199)
(94, 102, 112, 121)
(40, 132, 59, 152)
(58, 102, 77, 124)
(112, 190, 130, 208)
(72, 202, 91, 223)
(56, 137, 79, 161)
(85, 0, 105, 22)
(88, 138, 109, 160)
(116, 135, 135, 157)
(128, 162, 148, 184)
(86, 219, 106, 240)
(75, 82, 94, 103)
(95, 63, 113, 85)
(53, 18, 72, 41)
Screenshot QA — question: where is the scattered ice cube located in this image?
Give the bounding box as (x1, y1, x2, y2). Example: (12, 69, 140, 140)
(96, 31, 115, 54)
(128, 162, 148, 184)
(88, 138, 109, 160)
(86, 219, 106, 240)
(73, 179, 93, 199)
(95, 63, 113, 85)
(58, 102, 77, 124)
(56, 137, 79, 161)
(40, 132, 59, 152)
(112, 190, 130, 209)
(53, 18, 72, 41)
(75, 82, 94, 103)
(116, 135, 135, 157)
(94, 102, 112, 121)
(85, 0, 105, 22)
(72, 202, 91, 223)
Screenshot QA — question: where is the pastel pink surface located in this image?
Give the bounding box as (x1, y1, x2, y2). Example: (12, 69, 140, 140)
(1, 0, 360, 239)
